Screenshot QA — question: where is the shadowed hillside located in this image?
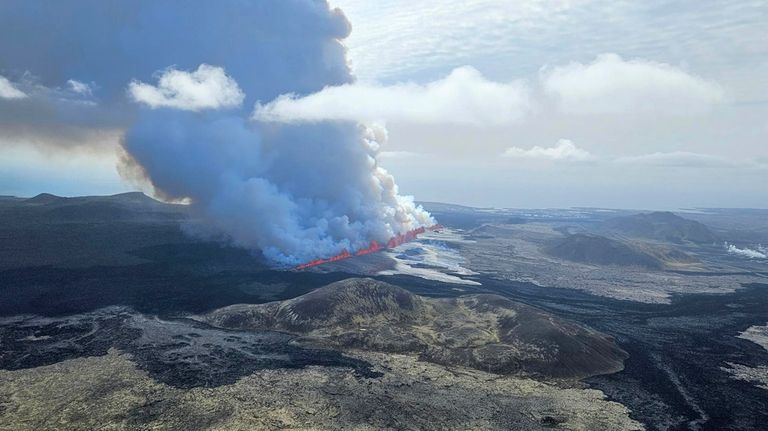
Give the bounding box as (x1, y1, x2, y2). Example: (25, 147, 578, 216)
(545, 234, 663, 269)
(602, 211, 717, 244)
(0, 192, 191, 269)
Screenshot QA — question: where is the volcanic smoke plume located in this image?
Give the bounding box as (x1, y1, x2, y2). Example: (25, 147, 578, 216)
(0, 0, 434, 265)
(124, 112, 433, 264)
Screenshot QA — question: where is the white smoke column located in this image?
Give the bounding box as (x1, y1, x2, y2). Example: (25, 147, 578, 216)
(0, 0, 435, 266)
(120, 50, 437, 267)
(117, 21, 437, 266)
(124, 110, 433, 265)
(724, 242, 768, 259)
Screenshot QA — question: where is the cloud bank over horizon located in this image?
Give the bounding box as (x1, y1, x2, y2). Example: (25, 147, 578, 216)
(503, 139, 594, 162)
(501, 139, 766, 171)
(254, 54, 726, 125)
(255, 66, 532, 126)
(541, 54, 725, 116)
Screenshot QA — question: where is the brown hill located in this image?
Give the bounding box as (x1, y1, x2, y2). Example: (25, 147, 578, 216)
(200, 278, 628, 379)
(545, 234, 663, 269)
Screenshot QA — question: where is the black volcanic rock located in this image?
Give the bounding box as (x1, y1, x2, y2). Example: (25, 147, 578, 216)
(0, 192, 192, 269)
(0, 308, 380, 389)
(602, 211, 716, 244)
(200, 278, 628, 379)
(545, 234, 663, 269)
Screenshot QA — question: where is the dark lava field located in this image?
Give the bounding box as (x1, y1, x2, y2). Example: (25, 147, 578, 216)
(1, 195, 767, 430)
(2, 261, 766, 429)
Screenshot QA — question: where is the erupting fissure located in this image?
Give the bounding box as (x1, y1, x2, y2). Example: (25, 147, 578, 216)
(294, 224, 443, 270)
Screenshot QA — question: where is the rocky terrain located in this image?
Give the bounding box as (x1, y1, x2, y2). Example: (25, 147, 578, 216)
(2, 195, 767, 430)
(200, 278, 628, 379)
(459, 223, 756, 303)
(0, 308, 378, 389)
(721, 362, 768, 390)
(0, 349, 642, 431)
(739, 323, 768, 352)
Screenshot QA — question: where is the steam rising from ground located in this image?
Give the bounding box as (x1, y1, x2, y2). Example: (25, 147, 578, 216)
(116, 8, 435, 265)
(124, 113, 433, 264)
(0, 0, 433, 265)
(724, 243, 767, 259)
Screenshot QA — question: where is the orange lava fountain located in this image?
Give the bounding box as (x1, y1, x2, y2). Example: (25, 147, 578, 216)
(293, 224, 443, 270)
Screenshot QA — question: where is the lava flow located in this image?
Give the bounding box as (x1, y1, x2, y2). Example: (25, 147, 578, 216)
(294, 224, 443, 270)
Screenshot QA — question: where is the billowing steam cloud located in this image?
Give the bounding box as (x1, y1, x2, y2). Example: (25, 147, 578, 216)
(124, 108, 433, 264)
(0, 0, 433, 265)
(724, 242, 768, 259)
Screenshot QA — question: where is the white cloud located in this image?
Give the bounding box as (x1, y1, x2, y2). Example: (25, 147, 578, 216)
(253, 54, 729, 126)
(0, 75, 27, 99)
(333, 1, 766, 103)
(503, 139, 593, 161)
(67, 79, 93, 96)
(128, 64, 245, 111)
(541, 53, 725, 115)
(253, 66, 531, 126)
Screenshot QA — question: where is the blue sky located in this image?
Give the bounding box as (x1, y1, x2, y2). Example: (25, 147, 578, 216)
(329, 0, 768, 208)
(1, 0, 766, 209)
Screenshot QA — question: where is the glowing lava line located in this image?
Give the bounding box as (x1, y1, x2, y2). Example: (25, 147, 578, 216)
(294, 224, 443, 270)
